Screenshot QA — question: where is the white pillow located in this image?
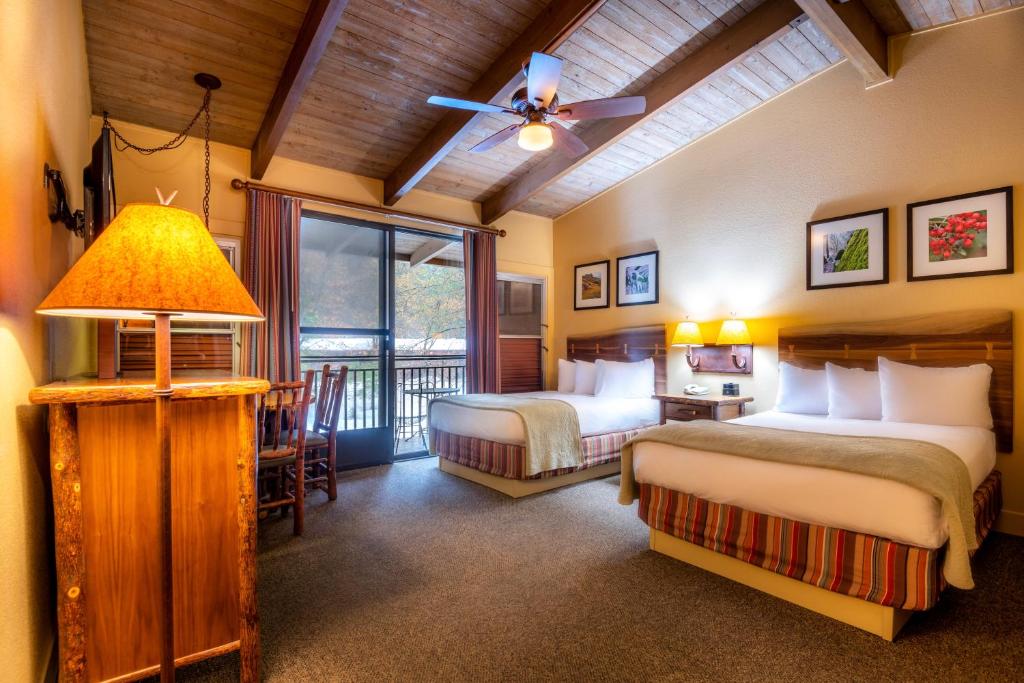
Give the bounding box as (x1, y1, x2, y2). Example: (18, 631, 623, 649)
(594, 358, 655, 399)
(826, 363, 881, 420)
(573, 360, 597, 395)
(557, 359, 576, 393)
(878, 357, 993, 428)
(775, 362, 828, 414)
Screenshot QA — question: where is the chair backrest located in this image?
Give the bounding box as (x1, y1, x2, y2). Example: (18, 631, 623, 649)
(312, 364, 349, 437)
(258, 369, 315, 455)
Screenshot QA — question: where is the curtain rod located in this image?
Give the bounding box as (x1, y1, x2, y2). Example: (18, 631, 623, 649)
(230, 179, 506, 237)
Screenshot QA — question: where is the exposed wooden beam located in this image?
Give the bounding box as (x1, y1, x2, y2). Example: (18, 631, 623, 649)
(795, 0, 893, 87)
(481, 0, 802, 224)
(250, 0, 349, 179)
(410, 238, 453, 268)
(381, 0, 606, 207)
(860, 0, 912, 35)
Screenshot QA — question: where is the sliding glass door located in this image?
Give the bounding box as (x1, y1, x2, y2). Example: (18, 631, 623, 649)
(299, 212, 395, 468)
(393, 229, 465, 459)
(299, 214, 467, 466)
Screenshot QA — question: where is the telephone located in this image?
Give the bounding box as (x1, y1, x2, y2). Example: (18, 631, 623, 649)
(683, 384, 710, 396)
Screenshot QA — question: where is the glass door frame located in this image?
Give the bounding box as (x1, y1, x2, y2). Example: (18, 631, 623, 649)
(299, 209, 396, 469)
(392, 226, 465, 460)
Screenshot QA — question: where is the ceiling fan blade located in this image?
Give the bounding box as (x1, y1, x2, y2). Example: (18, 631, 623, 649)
(549, 121, 588, 158)
(555, 96, 647, 121)
(468, 124, 522, 153)
(526, 52, 562, 109)
(427, 95, 514, 114)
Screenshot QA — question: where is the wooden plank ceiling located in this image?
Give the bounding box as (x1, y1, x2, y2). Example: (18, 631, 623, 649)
(83, 0, 1019, 219)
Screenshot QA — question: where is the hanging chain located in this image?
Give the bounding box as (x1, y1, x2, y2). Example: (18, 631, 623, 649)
(103, 87, 214, 227)
(202, 95, 212, 227)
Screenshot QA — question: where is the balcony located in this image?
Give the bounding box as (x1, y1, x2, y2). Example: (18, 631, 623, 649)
(300, 352, 466, 458)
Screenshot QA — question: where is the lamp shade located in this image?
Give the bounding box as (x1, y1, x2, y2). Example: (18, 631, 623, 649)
(671, 321, 704, 347)
(717, 319, 751, 346)
(37, 204, 263, 321)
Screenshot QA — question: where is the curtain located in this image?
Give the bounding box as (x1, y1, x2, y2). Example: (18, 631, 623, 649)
(463, 231, 500, 394)
(240, 189, 302, 382)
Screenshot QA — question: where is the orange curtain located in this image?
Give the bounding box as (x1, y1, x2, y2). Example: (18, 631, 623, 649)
(240, 189, 302, 381)
(463, 231, 499, 393)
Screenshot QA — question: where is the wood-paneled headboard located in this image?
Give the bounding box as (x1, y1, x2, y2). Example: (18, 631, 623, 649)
(778, 310, 1013, 452)
(567, 325, 668, 394)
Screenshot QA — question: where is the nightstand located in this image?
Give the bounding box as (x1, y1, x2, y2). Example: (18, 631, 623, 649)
(654, 393, 754, 424)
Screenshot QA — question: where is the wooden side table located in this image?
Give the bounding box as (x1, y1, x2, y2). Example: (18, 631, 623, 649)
(655, 393, 754, 424)
(30, 375, 268, 683)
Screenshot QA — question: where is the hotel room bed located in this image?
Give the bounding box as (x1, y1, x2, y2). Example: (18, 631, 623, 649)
(432, 392, 659, 480)
(625, 310, 1012, 640)
(430, 326, 666, 497)
(635, 411, 997, 549)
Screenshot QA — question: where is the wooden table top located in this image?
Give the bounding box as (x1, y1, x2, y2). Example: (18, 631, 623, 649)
(30, 375, 270, 405)
(653, 393, 754, 406)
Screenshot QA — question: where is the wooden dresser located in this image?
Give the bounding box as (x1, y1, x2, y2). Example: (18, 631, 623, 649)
(30, 376, 269, 682)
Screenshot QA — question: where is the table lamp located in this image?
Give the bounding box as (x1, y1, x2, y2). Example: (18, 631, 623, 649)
(37, 203, 263, 682)
(716, 317, 752, 370)
(671, 320, 704, 370)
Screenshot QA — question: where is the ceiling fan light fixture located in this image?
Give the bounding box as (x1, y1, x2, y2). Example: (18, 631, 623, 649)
(517, 122, 553, 152)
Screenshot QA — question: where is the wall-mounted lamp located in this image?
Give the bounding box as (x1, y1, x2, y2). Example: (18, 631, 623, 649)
(716, 317, 751, 371)
(671, 320, 704, 370)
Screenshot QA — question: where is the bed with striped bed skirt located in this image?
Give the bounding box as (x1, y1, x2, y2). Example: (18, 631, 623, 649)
(432, 428, 642, 480)
(638, 470, 1002, 611)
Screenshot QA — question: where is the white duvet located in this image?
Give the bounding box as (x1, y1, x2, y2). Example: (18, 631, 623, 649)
(428, 391, 660, 442)
(633, 411, 996, 549)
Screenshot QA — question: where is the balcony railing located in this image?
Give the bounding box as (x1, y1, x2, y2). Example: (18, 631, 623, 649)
(299, 354, 466, 434)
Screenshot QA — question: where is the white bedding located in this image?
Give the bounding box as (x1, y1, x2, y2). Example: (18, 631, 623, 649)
(429, 391, 660, 443)
(633, 411, 996, 549)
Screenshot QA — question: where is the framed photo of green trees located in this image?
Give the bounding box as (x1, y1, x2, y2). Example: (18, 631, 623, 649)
(806, 208, 889, 290)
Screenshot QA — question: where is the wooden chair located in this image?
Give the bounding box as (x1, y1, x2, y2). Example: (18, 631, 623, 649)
(304, 364, 348, 501)
(257, 369, 315, 536)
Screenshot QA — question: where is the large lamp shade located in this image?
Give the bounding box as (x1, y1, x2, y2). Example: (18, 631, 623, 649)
(37, 203, 262, 321)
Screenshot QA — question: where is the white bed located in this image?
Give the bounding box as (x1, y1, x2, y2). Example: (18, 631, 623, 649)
(430, 391, 661, 444)
(634, 410, 996, 549)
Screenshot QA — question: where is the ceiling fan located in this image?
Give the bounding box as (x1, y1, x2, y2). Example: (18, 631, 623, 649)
(427, 52, 646, 157)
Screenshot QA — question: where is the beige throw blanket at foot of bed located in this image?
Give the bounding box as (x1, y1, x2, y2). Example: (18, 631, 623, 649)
(619, 420, 978, 589)
(428, 394, 582, 476)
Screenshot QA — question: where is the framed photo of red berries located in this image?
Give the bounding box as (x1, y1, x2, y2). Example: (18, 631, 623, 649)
(806, 208, 889, 290)
(908, 186, 1013, 282)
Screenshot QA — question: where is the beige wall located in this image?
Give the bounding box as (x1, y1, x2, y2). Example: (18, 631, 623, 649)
(92, 118, 557, 380)
(0, 0, 92, 679)
(553, 9, 1024, 527)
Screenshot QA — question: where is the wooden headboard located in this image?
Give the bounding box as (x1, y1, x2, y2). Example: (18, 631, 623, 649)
(778, 310, 1013, 452)
(567, 325, 668, 394)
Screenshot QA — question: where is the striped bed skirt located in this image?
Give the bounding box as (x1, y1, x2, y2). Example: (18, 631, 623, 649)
(638, 470, 1002, 611)
(432, 428, 641, 480)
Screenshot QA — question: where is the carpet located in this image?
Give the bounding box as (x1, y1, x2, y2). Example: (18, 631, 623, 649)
(176, 458, 1024, 682)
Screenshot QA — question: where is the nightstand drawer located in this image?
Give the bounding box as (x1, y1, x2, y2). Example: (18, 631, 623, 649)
(663, 402, 713, 421)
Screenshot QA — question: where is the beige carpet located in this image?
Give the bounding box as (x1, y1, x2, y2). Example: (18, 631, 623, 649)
(176, 458, 1024, 682)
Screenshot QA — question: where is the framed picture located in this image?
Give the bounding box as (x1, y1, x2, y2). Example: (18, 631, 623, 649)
(907, 186, 1013, 282)
(616, 250, 659, 306)
(806, 208, 889, 290)
(574, 259, 610, 310)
